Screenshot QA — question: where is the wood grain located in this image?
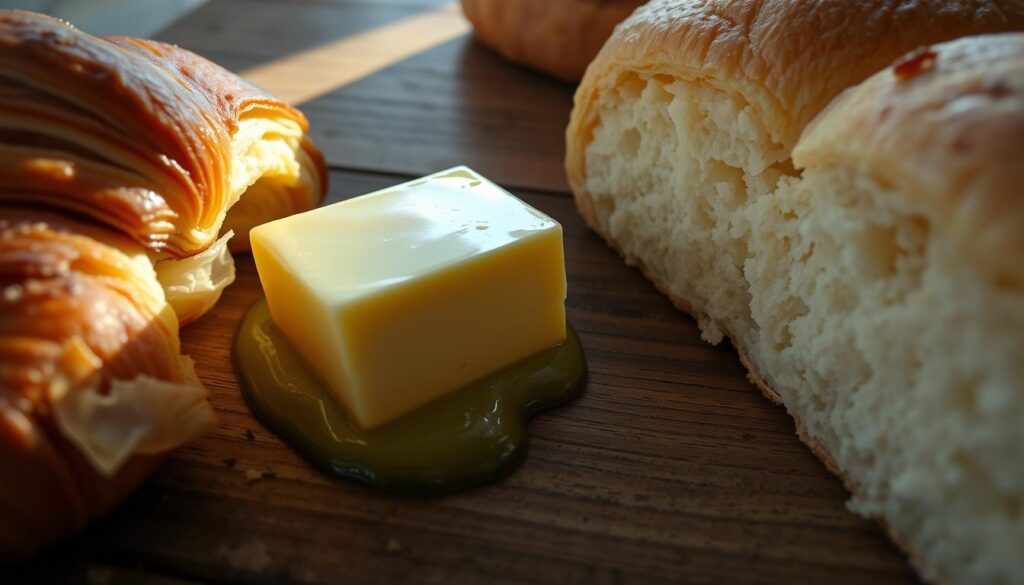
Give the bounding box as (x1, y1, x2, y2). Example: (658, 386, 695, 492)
(156, 0, 575, 193)
(10, 0, 918, 583)
(12, 170, 915, 584)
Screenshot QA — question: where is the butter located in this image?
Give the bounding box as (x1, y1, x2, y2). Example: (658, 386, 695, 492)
(250, 167, 567, 430)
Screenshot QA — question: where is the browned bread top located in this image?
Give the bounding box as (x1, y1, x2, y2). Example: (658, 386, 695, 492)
(461, 0, 646, 81)
(796, 34, 1024, 288)
(569, 0, 1024, 193)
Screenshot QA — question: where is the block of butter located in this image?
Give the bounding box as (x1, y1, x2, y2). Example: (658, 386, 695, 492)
(250, 167, 567, 430)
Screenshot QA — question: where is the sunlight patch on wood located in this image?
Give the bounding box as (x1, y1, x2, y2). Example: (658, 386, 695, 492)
(241, 3, 469, 105)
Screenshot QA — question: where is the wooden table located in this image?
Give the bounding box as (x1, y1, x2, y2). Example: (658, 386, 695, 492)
(12, 1, 917, 583)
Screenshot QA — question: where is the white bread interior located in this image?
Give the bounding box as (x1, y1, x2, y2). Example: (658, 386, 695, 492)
(566, 1, 1024, 582)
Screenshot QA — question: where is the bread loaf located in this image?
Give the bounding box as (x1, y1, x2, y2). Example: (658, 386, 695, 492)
(0, 10, 325, 559)
(461, 0, 646, 81)
(566, 1, 1024, 582)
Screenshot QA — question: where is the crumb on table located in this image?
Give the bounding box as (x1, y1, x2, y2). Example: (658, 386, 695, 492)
(217, 540, 273, 573)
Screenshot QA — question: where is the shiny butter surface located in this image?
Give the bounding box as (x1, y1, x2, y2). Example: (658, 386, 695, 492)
(253, 168, 559, 295)
(249, 167, 567, 429)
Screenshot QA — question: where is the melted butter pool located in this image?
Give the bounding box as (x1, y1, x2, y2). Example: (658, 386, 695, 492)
(234, 298, 586, 494)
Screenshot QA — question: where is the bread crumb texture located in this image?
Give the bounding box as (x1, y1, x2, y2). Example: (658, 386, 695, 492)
(574, 20, 1024, 585)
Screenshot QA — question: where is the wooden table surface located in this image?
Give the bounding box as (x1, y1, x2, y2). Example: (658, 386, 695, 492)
(12, 1, 917, 583)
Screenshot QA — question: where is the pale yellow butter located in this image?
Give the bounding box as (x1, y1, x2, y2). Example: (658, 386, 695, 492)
(250, 167, 567, 429)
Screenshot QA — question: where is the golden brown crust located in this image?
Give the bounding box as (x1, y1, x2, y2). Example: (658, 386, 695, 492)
(0, 426, 163, 561)
(0, 210, 185, 561)
(0, 210, 180, 391)
(0, 10, 325, 559)
(460, 0, 645, 82)
(567, 0, 1024, 200)
(566, 3, 1024, 578)
(795, 34, 1024, 289)
(0, 10, 325, 257)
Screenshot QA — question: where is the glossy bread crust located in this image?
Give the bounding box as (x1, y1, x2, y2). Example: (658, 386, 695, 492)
(567, 0, 1024, 208)
(0, 10, 326, 559)
(0, 210, 194, 560)
(0, 10, 325, 257)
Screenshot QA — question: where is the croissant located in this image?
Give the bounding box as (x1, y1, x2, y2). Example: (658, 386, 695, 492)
(0, 10, 326, 559)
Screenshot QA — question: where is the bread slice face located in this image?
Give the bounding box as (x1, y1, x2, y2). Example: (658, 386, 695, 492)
(566, 1, 1024, 581)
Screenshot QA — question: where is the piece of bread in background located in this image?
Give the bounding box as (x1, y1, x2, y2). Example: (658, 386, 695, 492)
(0, 10, 325, 560)
(566, 1, 1024, 582)
(461, 0, 646, 81)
